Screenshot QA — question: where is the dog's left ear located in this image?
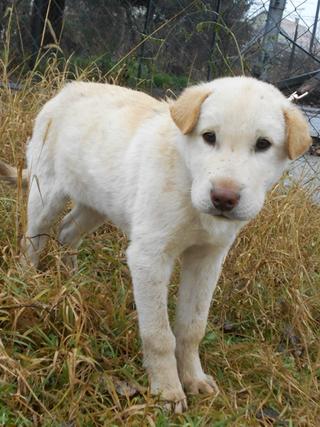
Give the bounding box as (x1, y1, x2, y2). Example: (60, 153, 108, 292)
(284, 106, 312, 160)
(170, 85, 211, 134)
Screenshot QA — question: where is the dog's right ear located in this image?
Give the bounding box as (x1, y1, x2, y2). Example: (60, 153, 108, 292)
(170, 85, 211, 134)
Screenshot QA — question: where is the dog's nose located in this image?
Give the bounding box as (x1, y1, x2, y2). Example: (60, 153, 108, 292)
(210, 187, 240, 211)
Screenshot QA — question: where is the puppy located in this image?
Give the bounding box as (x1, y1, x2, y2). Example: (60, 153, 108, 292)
(0, 77, 311, 412)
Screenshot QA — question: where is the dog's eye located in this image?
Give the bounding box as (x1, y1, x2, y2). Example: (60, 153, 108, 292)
(255, 138, 272, 152)
(202, 132, 216, 146)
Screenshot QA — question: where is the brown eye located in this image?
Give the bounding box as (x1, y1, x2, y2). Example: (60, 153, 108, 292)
(202, 132, 216, 146)
(255, 138, 271, 152)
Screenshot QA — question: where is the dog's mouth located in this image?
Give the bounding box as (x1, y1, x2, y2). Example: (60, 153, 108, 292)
(208, 208, 249, 222)
(212, 212, 234, 220)
(197, 203, 251, 222)
(218, 213, 231, 219)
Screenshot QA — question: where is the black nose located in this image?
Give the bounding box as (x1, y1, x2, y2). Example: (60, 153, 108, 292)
(210, 187, 240, 211)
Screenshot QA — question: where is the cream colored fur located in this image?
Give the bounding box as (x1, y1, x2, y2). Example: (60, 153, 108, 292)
(0, 77, 311, 412)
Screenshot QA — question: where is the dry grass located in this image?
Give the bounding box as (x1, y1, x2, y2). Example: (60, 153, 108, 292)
(1, 59, 320, 427)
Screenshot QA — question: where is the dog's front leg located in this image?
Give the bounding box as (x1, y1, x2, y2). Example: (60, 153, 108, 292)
(175, 244, 228, 395)
(127, 244, 187, 412)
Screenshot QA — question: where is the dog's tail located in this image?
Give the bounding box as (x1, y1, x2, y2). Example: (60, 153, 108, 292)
(0, 160, 28, 188)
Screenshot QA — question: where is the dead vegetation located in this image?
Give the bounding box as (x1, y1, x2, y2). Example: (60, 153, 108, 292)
(0, 59, 320, 426)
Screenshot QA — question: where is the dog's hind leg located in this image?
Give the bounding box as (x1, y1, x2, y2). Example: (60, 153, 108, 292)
(21, 180, 67, 269)
(58, 203, 106, 271)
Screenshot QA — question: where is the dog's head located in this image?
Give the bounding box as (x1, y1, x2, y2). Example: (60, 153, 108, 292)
(170, 77, 312, 221)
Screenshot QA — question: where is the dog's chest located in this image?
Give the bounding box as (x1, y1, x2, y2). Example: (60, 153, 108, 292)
(199, 214, 244, 246)
(164, 214, 244, 258)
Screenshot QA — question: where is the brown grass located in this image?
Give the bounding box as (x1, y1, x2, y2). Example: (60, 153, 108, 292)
(1, 59, 320, 426)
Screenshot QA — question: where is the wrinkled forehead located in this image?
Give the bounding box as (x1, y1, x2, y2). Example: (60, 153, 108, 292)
(198, 80, 286, 141)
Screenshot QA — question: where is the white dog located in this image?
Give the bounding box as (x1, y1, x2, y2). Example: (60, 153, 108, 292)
(0, 77, 311, 412)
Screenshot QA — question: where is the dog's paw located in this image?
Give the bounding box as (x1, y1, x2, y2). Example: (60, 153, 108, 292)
(152, 383, 188, 413)
(163, 397, 188, 414)
(61, 253, 78, 274)
(17, 253, 38, 271)
(183, 374, 219, 395)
